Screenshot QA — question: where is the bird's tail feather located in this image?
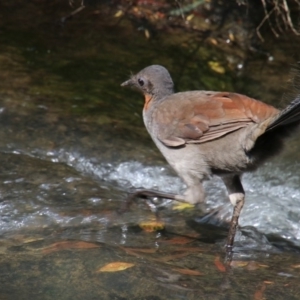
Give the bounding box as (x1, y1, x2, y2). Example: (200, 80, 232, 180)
(266, 95, 300, 131)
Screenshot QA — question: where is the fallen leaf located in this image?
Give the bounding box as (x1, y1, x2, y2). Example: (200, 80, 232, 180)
(229, 32, 235, 41)
(254, 283, 266, 300)
(185, 232, 201, 238)
(120, 247, 157, 258)
(97, 262, 134, 272)
(230, 260, 249, 268)
(230, 260, 268, 271)
(139, 220, 165, 232)
(263, 281, 273, 284)
(42, 241, 100, 254)
(144, 29, 150, 39)
(214, 256, 226, 272)
(173, 268, 203, 276)
(258, 264, 269, 268)
(186, 14, 194, 21)
(159, 252, 193, 262)
(208, 61, 225, 74)
(172, 203, 195, 210)
(161, 237, 194, 245)
(209, 38, 218, 45)
(20, 237, 44, 244)
(114, 10, 123, 18)
(119, 248, 143, 258)
(291, 264, 300, 268)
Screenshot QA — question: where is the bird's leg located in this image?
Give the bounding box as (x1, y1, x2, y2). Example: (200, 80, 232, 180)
(121, 181, 205, 213)
(120, 188, 186, 214)
(129, 189, 179, 201)
(227, 193, 245, 248)
(221, 175, 245, 251)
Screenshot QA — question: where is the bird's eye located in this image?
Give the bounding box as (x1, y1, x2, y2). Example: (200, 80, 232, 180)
(138, 78, 144, 86)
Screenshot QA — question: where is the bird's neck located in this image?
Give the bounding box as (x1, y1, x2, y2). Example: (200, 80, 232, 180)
(152, 85, 174, 102)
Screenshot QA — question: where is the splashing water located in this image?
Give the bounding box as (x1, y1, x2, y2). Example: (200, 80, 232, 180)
(67, 158, 300, 246)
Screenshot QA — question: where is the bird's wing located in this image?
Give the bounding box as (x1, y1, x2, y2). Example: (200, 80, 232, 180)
(153, 91, 279, 147)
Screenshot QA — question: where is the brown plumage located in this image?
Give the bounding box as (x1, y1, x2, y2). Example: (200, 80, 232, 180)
(121, 65, 300, 249)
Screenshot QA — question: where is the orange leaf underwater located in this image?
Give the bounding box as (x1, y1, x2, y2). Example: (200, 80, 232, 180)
(172, 268, 203, 276)
(214, 256, 226, 273)
(42, 240, 100, 254)
(97, 262, 135, 272)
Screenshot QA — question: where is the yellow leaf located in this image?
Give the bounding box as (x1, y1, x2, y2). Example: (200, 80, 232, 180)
(97, 262, 134, 272)
(186, 14, 194, 21)
(291, 264, 300, 268)
(229, 32, 235, 41)
(23, 237, 44, 244)
(209, 38, 218, 45)
(208, 61, 225, 74)
(230, 260, 249, 268)
(144, 29, 150, 39)
(139, 220, 165, 232)
(229, 260, 269, 270)
(114, 10, 123, 18)
(172, 203, 194, 210)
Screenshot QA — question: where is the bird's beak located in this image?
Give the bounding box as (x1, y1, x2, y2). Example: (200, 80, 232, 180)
(121, 79, 134, 87)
